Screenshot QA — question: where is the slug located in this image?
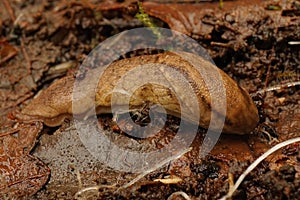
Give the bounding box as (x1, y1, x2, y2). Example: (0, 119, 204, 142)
(20, 52, 259, 134)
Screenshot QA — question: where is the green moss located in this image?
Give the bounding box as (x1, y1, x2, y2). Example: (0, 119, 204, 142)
(219, 0, 224, 9)
(135, 1, 161, 38)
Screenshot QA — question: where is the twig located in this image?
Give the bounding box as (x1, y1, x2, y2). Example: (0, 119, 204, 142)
(210, 41, 231, 48)
(263, 63, 272, 95)
(2, 0, 32, 73)
(116, 147, 193, 192)
(76, 168, 83, 191)
(219, 137, 300, 200)
(1, 0, 15, 21)
(288, 41, 300, 45)
(19, 37, 32, 74)
(253, 81, 300, 95)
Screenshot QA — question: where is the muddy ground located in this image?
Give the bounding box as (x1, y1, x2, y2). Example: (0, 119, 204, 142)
(0, 0, 299, 200)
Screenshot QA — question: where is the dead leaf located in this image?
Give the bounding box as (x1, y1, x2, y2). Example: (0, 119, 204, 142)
(0, 40, 18, 65)
(0, 155, 50, 198)
(0, 122, 50, 198)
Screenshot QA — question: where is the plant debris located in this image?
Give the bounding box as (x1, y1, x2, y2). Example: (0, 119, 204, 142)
(0, 0, 299, 199)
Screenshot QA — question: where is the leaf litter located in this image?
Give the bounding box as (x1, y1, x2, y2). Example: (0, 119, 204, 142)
(0, 0, 299, 199)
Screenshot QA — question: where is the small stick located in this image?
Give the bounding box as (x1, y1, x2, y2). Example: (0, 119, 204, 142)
(254, 81, 300, 94)
(1, 0, 32, 73)
(210, 41, 231, 48)
(263, 64, 272, 95)
(288, 41, 300, 45)
(1, 0, 15, 21)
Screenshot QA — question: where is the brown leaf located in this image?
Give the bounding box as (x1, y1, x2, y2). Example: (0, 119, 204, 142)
(0, 121, 43, 157)
(0, 155, 50, 198)
(142, 1, 268, 38)
(0, 40, 18, 65)
(0, 122, 49, 198)
(142, 2, 219, 36)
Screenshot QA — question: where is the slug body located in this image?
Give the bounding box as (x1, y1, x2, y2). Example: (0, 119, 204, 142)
(21, 52, 259, 134)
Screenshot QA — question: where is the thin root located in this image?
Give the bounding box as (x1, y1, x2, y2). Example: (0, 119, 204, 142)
(219, 137, 300, 200)
(167, 191, 192, 200)
(74, 184, 116, 199)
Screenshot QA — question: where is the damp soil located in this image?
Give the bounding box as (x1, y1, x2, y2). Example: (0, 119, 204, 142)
(0, 0, 299, 200)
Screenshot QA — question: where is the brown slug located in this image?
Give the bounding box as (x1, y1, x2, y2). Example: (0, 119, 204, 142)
(20, 52, 259, 134)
